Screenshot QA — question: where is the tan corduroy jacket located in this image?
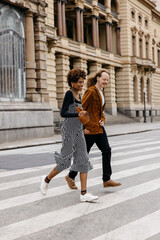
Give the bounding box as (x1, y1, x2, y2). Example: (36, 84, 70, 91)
(82, 85, 105, 134)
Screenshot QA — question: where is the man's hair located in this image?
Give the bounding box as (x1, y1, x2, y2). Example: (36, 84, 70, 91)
(87, 69, 110, 88)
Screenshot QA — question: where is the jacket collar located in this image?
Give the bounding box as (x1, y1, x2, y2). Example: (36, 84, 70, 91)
(89, 85, 105, 109)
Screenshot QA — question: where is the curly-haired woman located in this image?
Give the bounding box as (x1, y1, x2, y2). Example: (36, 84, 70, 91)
(40, 69, 98, 202)
(66, 69, 121, 189)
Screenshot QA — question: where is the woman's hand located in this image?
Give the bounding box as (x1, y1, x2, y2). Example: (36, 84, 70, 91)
(99, 120, 104, 127)
(83, 129, 90, 135)
(78, 111, 87, 117)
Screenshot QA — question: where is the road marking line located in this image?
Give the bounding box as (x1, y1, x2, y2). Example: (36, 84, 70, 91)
(1, 162, 160, 210)
(0, 139, 159, 177)
(112, 140, 160, 151)
(0, 178, 160, 240)
(0, 139, 152, 156)
(1, 149, 160, 188)
(92, 210, 160, 240)
(112, 145, 160, 157)
(1, 150, 160, 191)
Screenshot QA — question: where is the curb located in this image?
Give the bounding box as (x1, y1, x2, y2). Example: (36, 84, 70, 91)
(0, 128, 159, 151)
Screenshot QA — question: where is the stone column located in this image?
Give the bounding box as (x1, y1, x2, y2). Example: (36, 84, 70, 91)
(96, 17, 99, 48)
(92, 15, 97, 47)
(104, 66, 117, 116)
(105, 22, 110, 52)
(109, 23, 112, 52)
(56, 54, 70, 108)
(76, 7, 81, 42)
(80, 9, 84, 42)
(46, 44, 58, 110)
(62, 0, 66, 36)
(25, 12, 37, 102)
(34, 15, 49, 103)
(89, 62, 102, 74)
(116, 65, 133, 111)
(57, 0, 63, 36)
(116, 27, 121, 55)
(73, 58, 87, 72)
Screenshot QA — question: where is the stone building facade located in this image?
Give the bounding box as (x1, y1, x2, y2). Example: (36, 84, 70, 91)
(0, 0, 160, 143)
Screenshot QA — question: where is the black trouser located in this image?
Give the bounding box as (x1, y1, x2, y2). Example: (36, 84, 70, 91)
(69, 127, 112, 182)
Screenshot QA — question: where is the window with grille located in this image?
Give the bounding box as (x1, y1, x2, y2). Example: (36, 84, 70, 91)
(0, 4, 25, 100)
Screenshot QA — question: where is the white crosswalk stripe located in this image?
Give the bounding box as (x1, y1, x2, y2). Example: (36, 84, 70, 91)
(92, 210, 160, 240)
(0, 136, 160, 240)
(0, 138, 152, 156)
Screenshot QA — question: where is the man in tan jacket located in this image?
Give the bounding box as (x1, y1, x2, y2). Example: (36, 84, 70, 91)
(65, 69, 121, 190)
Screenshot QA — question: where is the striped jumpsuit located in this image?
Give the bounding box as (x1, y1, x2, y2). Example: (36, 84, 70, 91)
(54, 90, 93, 173)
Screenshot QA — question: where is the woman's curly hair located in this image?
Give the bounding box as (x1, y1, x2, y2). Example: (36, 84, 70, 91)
(87, 69, 110, 88)
(67, 69, 86, 87)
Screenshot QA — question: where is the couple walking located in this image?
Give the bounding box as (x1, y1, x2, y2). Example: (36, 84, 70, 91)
(40, 68, 121, 202)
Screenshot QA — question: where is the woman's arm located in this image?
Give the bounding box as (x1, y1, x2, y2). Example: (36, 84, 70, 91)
(60, 91, 79, 118)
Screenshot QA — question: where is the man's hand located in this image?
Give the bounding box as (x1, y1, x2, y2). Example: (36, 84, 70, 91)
(78, 111, 87, 117)
(83, 129, 90, 135)
(99, 120, 104, 127)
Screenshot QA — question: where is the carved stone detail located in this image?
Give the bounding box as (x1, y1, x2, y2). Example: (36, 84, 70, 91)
(157, 42, 160, 48)
(144, 33, 150, 41)
(47, 39, 58, 53)
(131, 26, 138, 36)
(152, 38, 156, 45)
(138, 29, 144, 37)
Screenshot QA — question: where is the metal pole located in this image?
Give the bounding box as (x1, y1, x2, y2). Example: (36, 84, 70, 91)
(143, 88, 146, 123)
(150, 71, 153, 122)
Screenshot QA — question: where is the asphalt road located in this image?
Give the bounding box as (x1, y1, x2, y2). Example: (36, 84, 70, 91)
(0, 130, 160, 240)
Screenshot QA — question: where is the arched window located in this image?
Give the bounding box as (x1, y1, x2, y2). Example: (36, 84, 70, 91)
(138, 15, 142, 24)
(132, 35, 136, 56)
(111, 0, 118, 18)
(131, 11, 135, 20)
(111, 0, 117, 12)
(98, 0, 105, 5)
(0, 5, 25, 100)
(145, 19, 148, 28)
(139, 38, 143, 58)
(133, 76, 138, 103)
(146, 41, 149, 59)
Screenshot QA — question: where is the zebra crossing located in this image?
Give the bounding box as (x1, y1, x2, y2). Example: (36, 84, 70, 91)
(0, 135, 160, 240)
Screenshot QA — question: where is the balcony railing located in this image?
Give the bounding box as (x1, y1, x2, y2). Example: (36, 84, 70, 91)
(111, 11, 118, 18)
(98, 2, 106, 11)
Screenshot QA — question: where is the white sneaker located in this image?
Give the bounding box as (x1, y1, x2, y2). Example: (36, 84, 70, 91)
(40, 175, 48, 195)
(80, 193, 99, 202)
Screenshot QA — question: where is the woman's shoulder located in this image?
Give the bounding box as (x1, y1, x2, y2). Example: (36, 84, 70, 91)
(65, 89, 72, 95)
(64, 89, 74, 97)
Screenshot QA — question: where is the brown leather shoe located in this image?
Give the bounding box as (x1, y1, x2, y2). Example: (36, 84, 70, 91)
(65, 175, 78, 190)
(103, 179, 121, 188)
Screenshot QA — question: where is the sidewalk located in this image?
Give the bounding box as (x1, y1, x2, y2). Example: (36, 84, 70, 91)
(1, 122, 160, 151)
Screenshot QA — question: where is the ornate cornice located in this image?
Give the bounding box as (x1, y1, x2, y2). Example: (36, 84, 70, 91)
(131, 26, 138, 36)
(144, 33, 150, 41)
(47, 38, 58, 53)
(152, 38, 156, 45)
(157, 42, 160, 48)
(138, 29, 144, 37)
